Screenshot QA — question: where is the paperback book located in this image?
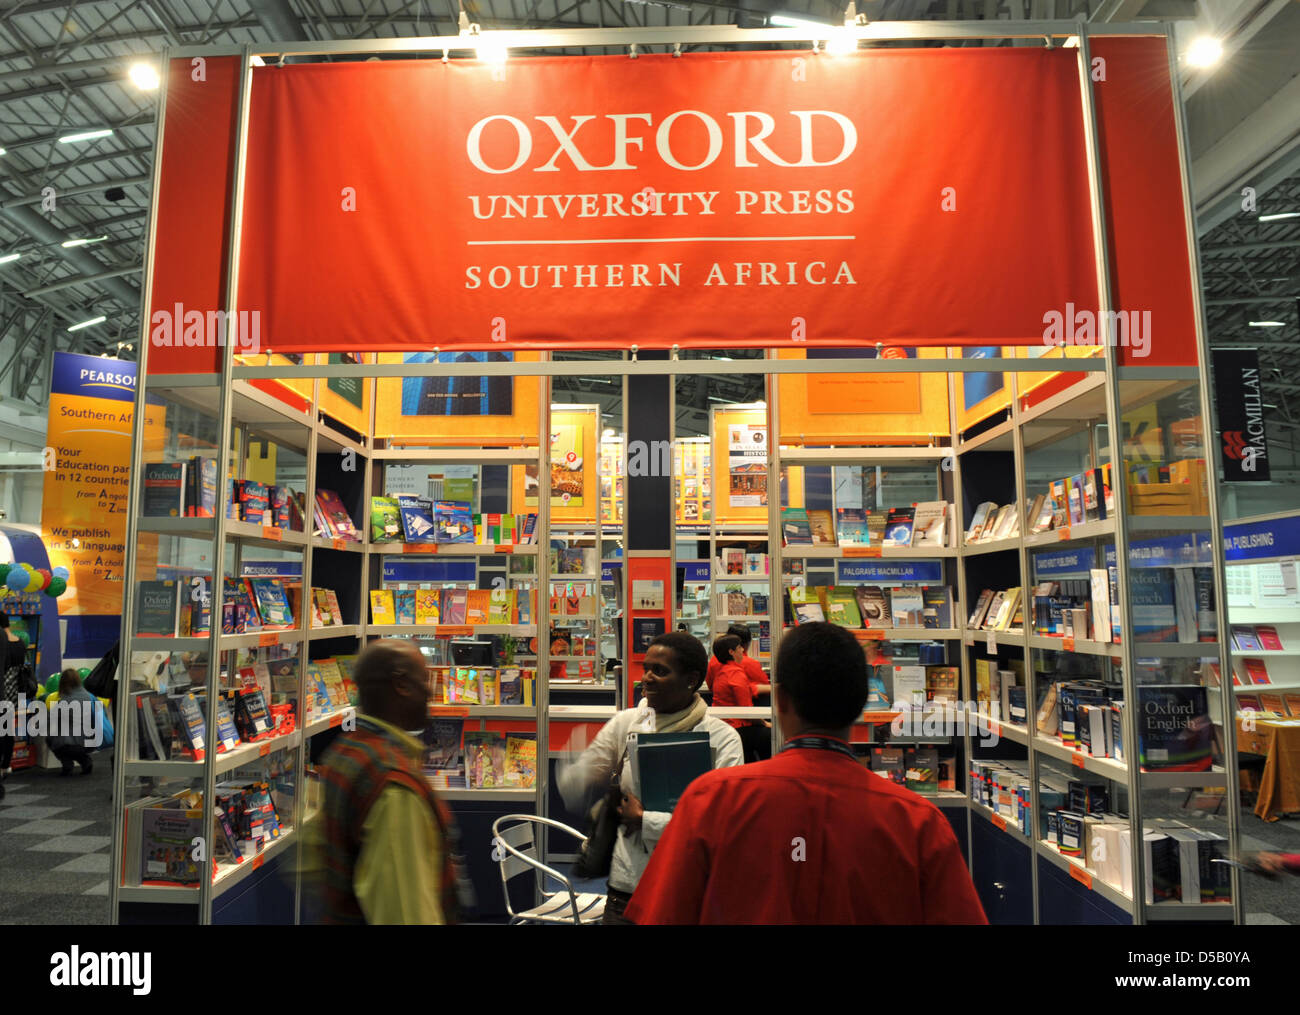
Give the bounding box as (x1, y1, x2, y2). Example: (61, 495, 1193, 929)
(370, 495, 403, 542)
(883, 507, 915, 547)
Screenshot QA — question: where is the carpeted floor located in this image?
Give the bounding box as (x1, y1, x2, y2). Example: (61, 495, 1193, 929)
(0, 752, 114, 925)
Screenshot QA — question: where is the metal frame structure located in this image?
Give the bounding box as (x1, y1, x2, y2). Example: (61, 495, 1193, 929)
(111, 19, 1236, 926)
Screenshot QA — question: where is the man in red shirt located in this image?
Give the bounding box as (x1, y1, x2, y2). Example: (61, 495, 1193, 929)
(710, 633, 770, 763)
(705, 623, 768, 696)
(626, 621, 987, 925)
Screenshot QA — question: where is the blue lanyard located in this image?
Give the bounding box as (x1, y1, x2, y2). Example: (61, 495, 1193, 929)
(782, 735, 856, 760)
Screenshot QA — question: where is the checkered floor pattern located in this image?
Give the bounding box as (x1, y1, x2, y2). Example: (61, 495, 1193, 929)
(0, 754, 113, 925)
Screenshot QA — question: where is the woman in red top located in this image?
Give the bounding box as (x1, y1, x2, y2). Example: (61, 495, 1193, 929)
(711, 634, 770, 763)
(705, 624, 769, 696)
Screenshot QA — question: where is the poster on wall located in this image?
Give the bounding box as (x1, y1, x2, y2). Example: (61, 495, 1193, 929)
(40, 352, 167, 654)
(401, 351, 514, 417)
(527, 419, 587, 508)
(1212, 348, 1269, 482)
(727, 424, 768, 509)
(806, 347, 921, 414)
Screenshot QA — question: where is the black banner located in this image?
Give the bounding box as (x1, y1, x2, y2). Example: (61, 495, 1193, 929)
(1212, 349, 1270, 482)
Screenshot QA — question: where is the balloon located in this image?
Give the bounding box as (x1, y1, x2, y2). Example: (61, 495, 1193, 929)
(5, 569, 29, 592)
(52, 566, 69, 580)
(44, 577, 66, 597)
(45, 674, 60, 694)
(78, 667, 91, 679)
(0, 563, 9, 583)
(35, 569, 51, 591)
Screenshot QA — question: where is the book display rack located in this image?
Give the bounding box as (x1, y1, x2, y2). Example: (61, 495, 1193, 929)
(112, 19, 1238, 926)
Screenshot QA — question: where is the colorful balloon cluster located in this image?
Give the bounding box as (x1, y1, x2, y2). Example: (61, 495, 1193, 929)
(0, 562, 70, 597)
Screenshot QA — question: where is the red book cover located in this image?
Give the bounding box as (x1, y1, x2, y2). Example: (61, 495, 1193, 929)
(1237, 694, 1262, 712)
(1244, 658, 1271, 685)
(1257, 625, 1284, 651)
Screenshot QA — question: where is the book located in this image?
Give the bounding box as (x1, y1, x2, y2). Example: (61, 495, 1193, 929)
(990, 503, 1018, 540)
(866, 512, 888, 547)
(1089, 569, 1112, 644)
(925, 666, 960, 704)
(464, 731, 507, 788)
(505, 733, 538, 788)
(787, 586, 825, 625)
(968, 588, 995, 629)
(631, 732, 711, 812)
(1049, 480, 1069, 528)
(434, 500, 475, 543)
(889, 587, 924, 627)
(1135, 685, 1212, 772)
(136, 580, 180, 637)
(911, 501, 947, 547)
(1258, 691, 1287, 714)
(414, 588, 440, 625)
(1131, 568, 1177, 642)
(422, 717, 464, 775)
(213, 698, 239, 752)
(370, 495, 403, 542)
(315, 489, 359, 541)
(921, 586, 953, 629)
(835, 508, 870, 546)
(905, 747, 939, 795)
(395, 495, 436, 543)
(142, 462, 186, 517)
(1243, 658, 1271, 685)
(856, 586, 892, 628)
(807, 510, 836, 546)
(369, 589, 396, 626)
(185, 456, 217, 517)
(1066, 475, 1085, 525)
(498, 668, 523, 705)
(268, 484, 294, 529)
(1256, 625, 1282, 652)
(237, 479, 269, 525)
(820, 586, 863, 628)
(246, 577, 295, 629)
(316, 659, 350, 710)
(1230, 625, 1261, 652)
(883, 507, 915, 547)
(167, 693, 206, 760)
(992, 587, 1022, 631)
(966, 502, 996, 543)
(1029, 493, 1055, 533)
(893, 666, 926, 708)
(466, 589, 491, 625)
(233, 688, 273, 740)
(139, 800, 205, 886)
(442, 589, 468, 625)
(780, 508, 814, 546)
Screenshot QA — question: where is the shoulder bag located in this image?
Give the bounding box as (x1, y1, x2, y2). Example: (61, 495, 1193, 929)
(573, 746, 628, 880)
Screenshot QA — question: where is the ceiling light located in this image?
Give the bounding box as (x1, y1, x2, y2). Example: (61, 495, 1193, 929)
(67, 315, 106, 332)
(58, 129, 113, 144)
(1185, 36, 1223, 68)
(769, 14, 831, 29)
(476, 38, 508, 64)
(825, 27, 857, 55)
(1258, 212, 1300, 222)
(1248, 321, 1286, 328)
(61, 235, 108, 248)
(0, 253, 19, 265)
(128, 62, 159, 90)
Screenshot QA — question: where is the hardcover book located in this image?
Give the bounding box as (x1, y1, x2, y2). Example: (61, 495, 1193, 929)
(136, 580, 180, 637)
(394, 494, 435, 543)
(237, 479, 270, 525)
(269, 484, 294, 529)
(1131, 568, 1178, 642)
(233, 688, 273, 740)
(142, 461, 186, 517)
(883, 508, 915, 548)
(925, 666, 960, 704)
(1134, 685, 1212, 772)
(185, 456, 217, 518)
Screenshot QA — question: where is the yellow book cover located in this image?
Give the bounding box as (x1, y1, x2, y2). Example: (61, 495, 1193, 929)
(521, 676, 534, 707)
(479, 669, 498, 705)
(314, 588, 335, 625)
(415, 588, 441, 625)
(369, 589, 395, 626)
(466, 589, 491, 625)
(975, 658, 992, 709)
(315, 658, 349, 710)
(488, 589, 514, 626)
(457, 667, 481, 704)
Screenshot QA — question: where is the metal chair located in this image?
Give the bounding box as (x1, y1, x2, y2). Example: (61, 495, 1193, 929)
(491, 814, 606, 925)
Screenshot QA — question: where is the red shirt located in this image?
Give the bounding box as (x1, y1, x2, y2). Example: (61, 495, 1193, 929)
(710, 661, 754, 728)
(706, 654, 765, 692)
(624, 743, 988, 925)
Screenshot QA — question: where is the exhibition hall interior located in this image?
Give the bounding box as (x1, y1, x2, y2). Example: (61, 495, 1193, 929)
(0, 0, 1297, 946)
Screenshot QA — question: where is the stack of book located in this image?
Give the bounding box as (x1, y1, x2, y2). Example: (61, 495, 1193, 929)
(966, 587, 1024, 632)
(786, 584, 955, 630)
(368, 495, 539, 546)
(135, 575, 346, 637)
(719, 549, 770, 576)
(314, 489, 360, 542)
(141, 457, 219, 518)
(965, 501, 1022, 543)
(781, 502, 951, 549)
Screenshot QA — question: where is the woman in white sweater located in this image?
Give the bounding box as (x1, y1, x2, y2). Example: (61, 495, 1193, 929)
(558, 631, 743, 924)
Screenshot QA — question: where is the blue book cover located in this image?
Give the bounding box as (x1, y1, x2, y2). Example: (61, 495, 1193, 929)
(1135, 685, 1211, 772)
(394, 589, 416, 625)
(398, 495, 437, 542)
(188, 456, 217, 517)
(835, 507, 870, 545)
(246, 577, 294, 629)
(434, 500, 475, 543)
(1131, 567, 1177, 642)
(633, 732, 711, 812)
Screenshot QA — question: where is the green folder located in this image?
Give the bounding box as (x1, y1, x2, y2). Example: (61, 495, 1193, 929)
(632, 732, 712, 813)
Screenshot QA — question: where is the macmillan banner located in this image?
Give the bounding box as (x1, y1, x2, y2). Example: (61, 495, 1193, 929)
(1211, 348, 1270, 482)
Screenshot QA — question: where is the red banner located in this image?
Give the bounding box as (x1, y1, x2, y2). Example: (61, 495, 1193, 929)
(147, 40, 1199, 367)
(237, 49, 1098, 352)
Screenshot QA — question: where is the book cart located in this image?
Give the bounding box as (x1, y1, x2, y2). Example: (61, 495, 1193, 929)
(111, 17, 1241, 925)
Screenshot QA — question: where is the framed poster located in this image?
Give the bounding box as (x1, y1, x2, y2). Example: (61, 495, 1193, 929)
(511, 405, 598, 524)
